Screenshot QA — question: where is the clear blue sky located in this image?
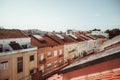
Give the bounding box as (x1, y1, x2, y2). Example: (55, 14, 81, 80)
(0, 0, 120, 31)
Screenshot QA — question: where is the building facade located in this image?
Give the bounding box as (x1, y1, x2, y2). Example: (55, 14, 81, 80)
(0, 29, 37, 80)
(30, 34, 67, 79)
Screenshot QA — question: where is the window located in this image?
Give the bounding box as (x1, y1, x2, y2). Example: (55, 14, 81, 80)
(17, 57, 23, 73)
(54, 50, 58, 57)
(54, 60, 58, 67)
(40, 65, 44, 73)
(0, 44, 3, 52)
(22, 44, 27, 49)
(30, 68, 37, 75)
(59, 49, 62, 55)
(40, 54, 44, 61)
(72, 55, 76, 59)
(30, 69, 34, 75)
(30, 55, 34, 61)
(47, 63, 52, 69)
(59, 60, 63, 66)
(59, 60, 62, 63)
(54, 60, 58, 64)
(47, 52, 52, 58)
(0, 61, 8, 70)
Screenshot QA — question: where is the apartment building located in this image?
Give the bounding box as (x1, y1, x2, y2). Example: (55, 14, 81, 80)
(57, 34, 78, 64)
(0, 29, 37, 80)
(47, 34, 80, 64)
(67, 34, 86, 58)
(47, 35, 120, 80)
(30, 34, 67, 79)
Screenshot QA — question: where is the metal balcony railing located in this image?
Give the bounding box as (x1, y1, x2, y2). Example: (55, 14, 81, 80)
(39, 58, 46, 64)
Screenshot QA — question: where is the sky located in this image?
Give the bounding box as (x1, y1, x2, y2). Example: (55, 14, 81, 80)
(0, 0, 120, 32)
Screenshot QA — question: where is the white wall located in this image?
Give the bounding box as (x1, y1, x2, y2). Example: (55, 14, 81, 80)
(0, 38, 31, 51)
(64, 43, 78, 59)
(92, 31, 108, 37)
(78, 41, 88, 56)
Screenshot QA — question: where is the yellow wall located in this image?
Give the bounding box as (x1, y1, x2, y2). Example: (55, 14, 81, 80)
(64, 43, 78, 60)
(0, 50, 37, 80)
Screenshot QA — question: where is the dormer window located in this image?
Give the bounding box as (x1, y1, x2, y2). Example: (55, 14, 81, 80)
(9, 41, 22, 50)
(22, 44, 27, 49)
(0, 44, 3, 52)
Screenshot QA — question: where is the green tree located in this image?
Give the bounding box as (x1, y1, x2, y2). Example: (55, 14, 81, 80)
(105, 28, 120, 39)
(92, 28, 101, 31)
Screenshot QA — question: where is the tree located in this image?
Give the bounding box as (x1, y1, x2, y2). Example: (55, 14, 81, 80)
(92, 28, 101, 31)
(105, 28, 120, 39)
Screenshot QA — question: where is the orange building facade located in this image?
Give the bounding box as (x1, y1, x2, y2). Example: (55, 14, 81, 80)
(30, 34, 68, 79)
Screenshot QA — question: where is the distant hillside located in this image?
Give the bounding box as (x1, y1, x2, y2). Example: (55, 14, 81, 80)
(23, 29, 66, 36)
(23, 29, 49, 36)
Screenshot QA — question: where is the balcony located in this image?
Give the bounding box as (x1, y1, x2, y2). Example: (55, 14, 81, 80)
(59, 54, 63, 58)
(68, 49, 75, 53)
(68, 56, 79, 64)
(39, 58, 46, 64)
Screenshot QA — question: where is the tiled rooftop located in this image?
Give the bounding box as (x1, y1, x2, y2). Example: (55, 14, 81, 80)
(91, 35, 106, 39)
(9, 42, 22, 50)
(68, 34, 85, 42)
(43, 35, 59, 46)
(79, 35, 90, 40)
(61, 34, 77, 43)
(84, 34, 97, 40)
(31, 34, 61, 48)
(30, 35, 51, 48)
(46, 34, 65, 45)
(0, 29, 27, 39)
(71, 68, 120, 80)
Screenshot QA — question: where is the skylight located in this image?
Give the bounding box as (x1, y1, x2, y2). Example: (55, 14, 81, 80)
(69, 34, 77, 39)
(55, 34, 64, 39)
(33, 35, 43, 40)
(80, 34, 91, 40)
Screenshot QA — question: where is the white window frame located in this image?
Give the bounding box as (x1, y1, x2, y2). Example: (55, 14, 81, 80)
(54, 50, 58, 57)
(40, 53, 44, 61)
(47, 63, 52, 69)
(47, 52, 52, 58)
(54, 60, 58, 64)
(0, 61, 8, 70)
(40, 65, 44, 73)
(54, 60, 58, 67)
(59, 49, 62, 55)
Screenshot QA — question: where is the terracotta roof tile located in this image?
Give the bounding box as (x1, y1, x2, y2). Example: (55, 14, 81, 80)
(43, 35, 59, 46)
(46, 34, 64, 45)
(91, 35, 106, 39)
(9, 42, 22, 50)
(0, 29, 27, 39)
(47, 34, 78, 44)
(68, 35, 84, 42)
(30, 35, 50, 48)
(79, 35, 89, 40)
(61, 34, 76, 43)
(68, 35, 78, 42)
(84, 35, 97, 40)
